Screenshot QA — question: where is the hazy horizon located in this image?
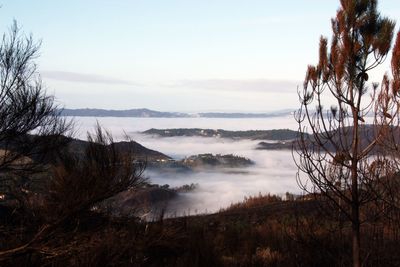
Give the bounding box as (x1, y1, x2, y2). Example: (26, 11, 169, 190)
(62, 106, 296, 114)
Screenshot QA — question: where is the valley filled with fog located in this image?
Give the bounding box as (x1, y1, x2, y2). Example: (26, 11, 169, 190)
(71, 115, 300, 215)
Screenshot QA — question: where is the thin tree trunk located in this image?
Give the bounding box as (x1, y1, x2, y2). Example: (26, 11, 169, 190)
(351, 197, 361, 267)
(352, 116, 361, 267)
(351, 106, 361, 267)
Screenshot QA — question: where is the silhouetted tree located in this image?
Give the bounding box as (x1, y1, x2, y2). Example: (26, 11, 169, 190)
(0, 22, 71, 206)
(0, 19, 150, 265)
(294, 1, 400, 266)
(0, 125, 146, 261)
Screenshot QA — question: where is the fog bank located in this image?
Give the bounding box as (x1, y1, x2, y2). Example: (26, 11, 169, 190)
(71, 116, 300, 215)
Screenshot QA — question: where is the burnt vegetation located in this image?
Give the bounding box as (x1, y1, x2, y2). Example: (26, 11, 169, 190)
(2, 1, 400, 267)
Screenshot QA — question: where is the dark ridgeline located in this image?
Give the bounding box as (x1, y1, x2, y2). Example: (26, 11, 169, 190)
(143, 128, 300, 140)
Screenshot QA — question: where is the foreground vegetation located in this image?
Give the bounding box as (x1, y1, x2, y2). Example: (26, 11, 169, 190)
(2, 193, 400, 266)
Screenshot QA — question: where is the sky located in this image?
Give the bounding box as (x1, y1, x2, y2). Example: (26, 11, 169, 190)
(0, 0, 400, 112)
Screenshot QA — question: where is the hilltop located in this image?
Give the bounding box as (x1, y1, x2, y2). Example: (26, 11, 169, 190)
(148, 153, 254, 172)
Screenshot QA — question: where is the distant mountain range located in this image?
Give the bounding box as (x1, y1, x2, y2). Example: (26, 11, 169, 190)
(59, 108, 293, 118)
(59, 108, 189, 118)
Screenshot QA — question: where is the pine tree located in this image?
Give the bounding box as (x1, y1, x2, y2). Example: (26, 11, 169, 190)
(295, 1, 400, 266)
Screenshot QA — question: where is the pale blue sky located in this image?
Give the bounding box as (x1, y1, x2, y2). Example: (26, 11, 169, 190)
(1, 1, 399, 112)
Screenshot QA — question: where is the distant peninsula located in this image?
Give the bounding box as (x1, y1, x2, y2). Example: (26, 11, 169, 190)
(142, 128, 301, 140)
(59, 108, 293, 118)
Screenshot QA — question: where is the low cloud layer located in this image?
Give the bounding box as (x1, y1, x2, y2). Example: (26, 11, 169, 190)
(170, 79, 300, 93)
(42, 70, 138, 86)
(145, 139, 299, 216)
(73, 116, 300, 216)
